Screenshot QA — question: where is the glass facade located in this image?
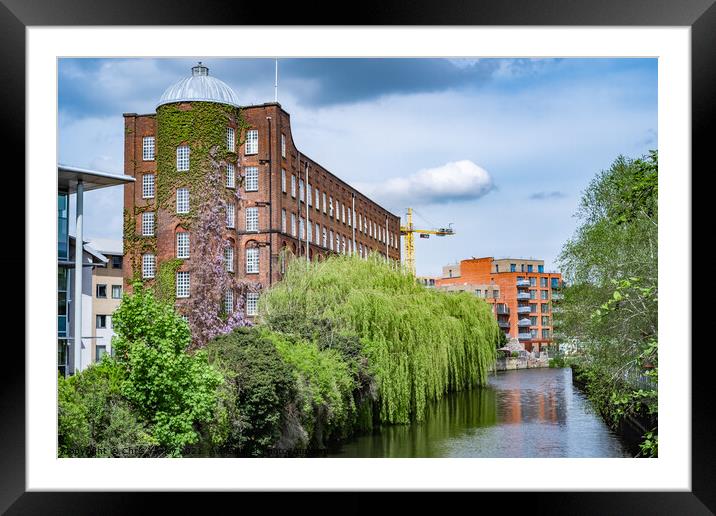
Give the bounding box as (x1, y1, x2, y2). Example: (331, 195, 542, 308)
(58, 191, 70, 376)
(58, 192, 69, 260)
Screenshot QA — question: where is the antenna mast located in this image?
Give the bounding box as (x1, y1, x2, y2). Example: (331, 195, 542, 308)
(274, 58, 278, 102)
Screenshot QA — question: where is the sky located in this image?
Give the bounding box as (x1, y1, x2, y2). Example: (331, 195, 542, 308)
(58, 57, 657, 277)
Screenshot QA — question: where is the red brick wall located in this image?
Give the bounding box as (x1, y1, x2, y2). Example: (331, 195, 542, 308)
(123, 102, 401, 312)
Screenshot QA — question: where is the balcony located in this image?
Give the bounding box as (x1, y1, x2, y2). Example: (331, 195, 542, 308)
(495, 305, 509, 315)
(517, 318, 531, 327)
(518, 333, 532, 340)
(516, 279, 530, 287)
(498, 321, 510, 329)
(517, 292, 531, 300)
(517, 306, 531, 314)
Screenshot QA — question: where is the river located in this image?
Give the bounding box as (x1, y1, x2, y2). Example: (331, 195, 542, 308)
(323, 367, 631, 458)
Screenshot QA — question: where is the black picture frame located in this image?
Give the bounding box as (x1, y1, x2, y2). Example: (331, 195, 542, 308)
(2, 0, 706, 513)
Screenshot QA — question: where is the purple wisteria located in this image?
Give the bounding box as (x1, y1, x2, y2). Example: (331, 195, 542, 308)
(183, 146, 258, 348)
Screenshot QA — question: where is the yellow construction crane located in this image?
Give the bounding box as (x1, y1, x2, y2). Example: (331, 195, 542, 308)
(400, 207, 455, 276)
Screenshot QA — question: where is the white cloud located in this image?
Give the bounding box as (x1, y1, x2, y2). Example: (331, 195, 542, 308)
(355, 160, 494, 211)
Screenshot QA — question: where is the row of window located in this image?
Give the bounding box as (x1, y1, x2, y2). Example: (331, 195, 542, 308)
(522, 303, 551, 313)
(278, 189, 398, 248)
(517, 276, 560, 288)
(142, 243, 259, 280)
(530, 329, 552, 339)
(503, 263, 546, 273)
(138, 257, 258, 315)
(142, 126, 247, 164)
(526, 316, 552, 326)
(96, 284, 122, 299)
(279, 208, 388, 256)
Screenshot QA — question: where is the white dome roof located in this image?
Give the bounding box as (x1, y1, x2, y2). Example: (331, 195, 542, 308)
(157, 62, 240, 109)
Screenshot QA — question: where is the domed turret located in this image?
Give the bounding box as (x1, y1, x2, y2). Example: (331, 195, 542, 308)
(157, 62, 240, 109)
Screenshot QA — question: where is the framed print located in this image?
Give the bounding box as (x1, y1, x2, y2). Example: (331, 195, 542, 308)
(3, 0, 708, 513)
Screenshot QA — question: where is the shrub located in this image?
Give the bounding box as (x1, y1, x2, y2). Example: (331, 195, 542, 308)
(260, 254, 499, 424)
(262, 330, 358, 447)
(57, 359, 157, 457)
(205, 327, 295, 456)
(511, 351, 519, 358)
(58, 373, 90, 457)
(112, 282, 223, 457)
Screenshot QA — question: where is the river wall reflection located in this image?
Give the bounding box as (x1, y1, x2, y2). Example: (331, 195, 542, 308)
(325, 368, 629, 458)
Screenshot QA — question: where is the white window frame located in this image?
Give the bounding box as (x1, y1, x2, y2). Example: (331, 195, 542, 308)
(329, 230, 334, 250)
(224, 289, 234, 314)
(307, 220, 312, 241)
(142, 136, 155, 161)
(141, 211, 154, 236)
(329, 196, 333, 218)
(245, 129, 258, 155)
(176, 271, 190, 298)
(315, 188, 320, 210)
(307, 184, 312, 206)
(291, 213, 297, 237)
(347, 209, 351, 227)
(176, 232, 190, 259)
(323, 192, 327, 213)
(300, 217, 305, 239)
(315, 223, 320, 245)
(142, 174, 155, 199)
(281, 209, 286, 233)
(176, 145, 190, 171)
(291, 175, 296, 198)
(244, 166, 259, 192)
(322, 227, 327, 248)
(176, 188, 189, 214)
(226, 163, 235, 188)
(226, 203, 235, 228)
(142, 253, 155, 279)
(246, 292, 259, 316)
(281, 133, 286, 158)
(299, 179, 305, 202)
(224, 245, 235, 273)
(281, 169, 286, 193)
(246, 207, 259, 232)
(226, 127, 235, 152)
(246, 248, 259, 274)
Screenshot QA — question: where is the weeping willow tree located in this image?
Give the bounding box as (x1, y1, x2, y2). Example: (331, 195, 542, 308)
(258, 253, 499, 425)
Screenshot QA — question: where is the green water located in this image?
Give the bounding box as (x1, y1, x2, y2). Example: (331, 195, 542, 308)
(323, 367, 630, 458)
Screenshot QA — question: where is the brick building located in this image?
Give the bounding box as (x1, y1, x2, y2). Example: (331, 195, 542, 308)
(435, 257, 562, 352)
(123, 62, 400, 320)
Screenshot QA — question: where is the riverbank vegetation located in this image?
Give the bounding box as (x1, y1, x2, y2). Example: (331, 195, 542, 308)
(556, 151, 658, 457)
(58, 255, 500, 457)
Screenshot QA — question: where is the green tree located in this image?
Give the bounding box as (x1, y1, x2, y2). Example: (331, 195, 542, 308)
(112, 282, 223, 456)
(204, 327, 295, 456)
(557, 151, 658, 456)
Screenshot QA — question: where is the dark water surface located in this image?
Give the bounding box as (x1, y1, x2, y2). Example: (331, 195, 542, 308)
(324, 367, 630, 458)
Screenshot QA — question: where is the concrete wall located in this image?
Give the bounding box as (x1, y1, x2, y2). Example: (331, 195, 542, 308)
(495, 356, 550, 371)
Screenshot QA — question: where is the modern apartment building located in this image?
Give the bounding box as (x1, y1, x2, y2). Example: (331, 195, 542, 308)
(122, 62, 401, 320)
(435, 257, 562, 353)
(88, 239, 124, 363)
(58, 165, 134, 376)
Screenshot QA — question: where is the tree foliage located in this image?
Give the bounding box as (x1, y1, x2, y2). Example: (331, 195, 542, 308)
(557, 151, 658, 456)
(57, 359, 157, 457)
(112, 282, 223, 456)
(259, 253, 499, 424)
(204, 327, 295, 456)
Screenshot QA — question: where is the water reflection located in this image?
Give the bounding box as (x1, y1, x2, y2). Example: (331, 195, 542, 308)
(325, 368, 629, 458)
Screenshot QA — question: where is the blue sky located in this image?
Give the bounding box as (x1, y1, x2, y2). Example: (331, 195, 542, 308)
(59, 57, 657, 276)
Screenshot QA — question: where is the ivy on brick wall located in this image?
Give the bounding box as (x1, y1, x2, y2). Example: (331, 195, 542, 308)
(124, 101, 257, 347)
